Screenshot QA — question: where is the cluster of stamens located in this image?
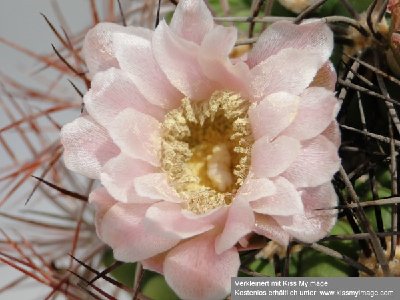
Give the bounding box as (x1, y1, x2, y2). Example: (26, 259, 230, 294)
(160, 91, 253, 214)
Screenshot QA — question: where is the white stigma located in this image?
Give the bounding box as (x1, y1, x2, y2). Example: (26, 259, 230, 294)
(206, 144, 233, 192)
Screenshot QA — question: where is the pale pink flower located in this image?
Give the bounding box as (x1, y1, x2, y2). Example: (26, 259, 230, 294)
(61, 0, 340, 299)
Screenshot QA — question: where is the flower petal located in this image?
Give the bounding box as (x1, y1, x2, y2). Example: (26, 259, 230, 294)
(215, 200, 255, 254)
(202, 26, 236, 57)
(89, 187, 116, 237)
(170, 0, 214, 44)
(100, 153, 157, 203)
(142, 253, 166, 274)
(249, 92, 300, 140)
(199, 25, 251, 96)
(283, 87, 340, 141)
(113, 32, 182, 109)
(100, 200, 179, 262)
(83, 22, 152, 76)
(144, 202, 215, 239)
(234, 177, 276, 202)
(250, 48, 327, 100)
(282, 135, 340, 188)
(322, 121, 341, 147)
(108, 108, 161, 166)
(252, 177, 303, 216)
(164, 233, 240, 300)
(84, 68, 165, 127)
(247, 20, 333, 68)
(134, 173, 182, 203)
(254, 214, 290, 246)
(61, 116, 119, 179)
(275, 182, 338, 243)
(152, 21, 217, 100)
(251, 135, 301, 178)
(310, 62, 337, 91)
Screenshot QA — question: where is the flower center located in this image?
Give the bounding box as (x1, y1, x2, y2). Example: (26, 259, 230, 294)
(161, 91, 253, 214)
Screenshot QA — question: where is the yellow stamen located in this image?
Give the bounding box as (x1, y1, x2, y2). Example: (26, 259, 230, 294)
(160, 91, 253, 214)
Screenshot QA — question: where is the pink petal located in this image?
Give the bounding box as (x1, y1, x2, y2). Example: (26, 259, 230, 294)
(61, 116, 119, 179)
(142, 253, 166, 274)
(275, 182, 338, 243)
(323, 121, 341, 147)
(83, 22, 152, 76)
(235, 177, 276, 202)
(239, 236, 250, 248)
(108, 108, 161, 166)
(134, 173, 182, 203)
(84, 68, 165, 128)
(100, 153, 157, 203)
(89, 187, 116, 237)
(251, 177, 303, 216)
(282, 135, 340, 188)
(302, 182, 338, 212)
(113, 32, 182, 109)
(250, 48, 328, 100)
(152, 21, 217, 100)
(201, 26, 236, 57)
(164, 233, 240, 300)
(100, 201, 179, 262)
(95, 141, 119, 168)
(254, 214, 290, 246)
(247, 20, 333, 68)
(170, 0, 214, 44)
(251, 135, 301, 178)
(144, 202, 215, 239)
(283, 87, 340, 141)
(310, 62, 337, 91)
(249, 91, 300, 140)
(198, 26, 251, 96)
(215, 200, 255, 254)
